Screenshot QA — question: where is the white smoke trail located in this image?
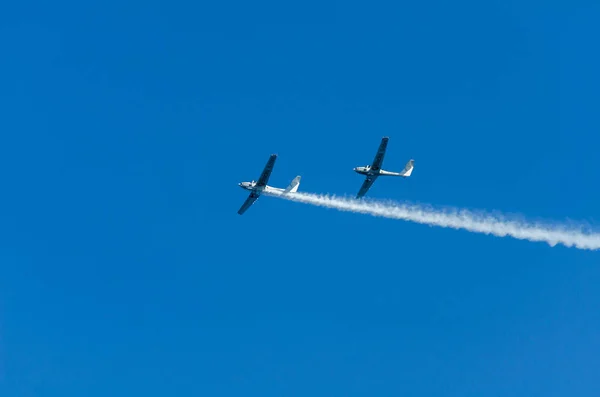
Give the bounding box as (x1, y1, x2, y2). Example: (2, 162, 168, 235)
(266, 191, 600, 251)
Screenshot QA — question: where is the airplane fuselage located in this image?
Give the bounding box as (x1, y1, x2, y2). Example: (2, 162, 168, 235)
(353, 167, 403, 177)
(238, 182, 288, 194)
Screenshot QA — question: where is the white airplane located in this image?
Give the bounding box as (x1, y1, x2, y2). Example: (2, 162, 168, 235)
(354, 137, 414, 198)
(237, 154, 301, 215)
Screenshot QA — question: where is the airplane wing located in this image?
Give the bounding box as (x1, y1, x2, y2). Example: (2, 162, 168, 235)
(370, 137, 389, 171)
(256, 154, 277, 187)
(237, 192, 260, 215)
(356, 175, 378, 198)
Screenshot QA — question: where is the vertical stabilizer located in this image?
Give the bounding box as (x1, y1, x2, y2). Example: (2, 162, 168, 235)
(400, 159, 414, 177)
(284, 176, 301, 193)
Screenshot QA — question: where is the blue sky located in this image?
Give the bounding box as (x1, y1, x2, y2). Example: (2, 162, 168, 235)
(1, 1, 600, 396)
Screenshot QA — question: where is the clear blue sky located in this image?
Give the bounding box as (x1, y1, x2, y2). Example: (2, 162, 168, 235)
(1, 1, 600, 396)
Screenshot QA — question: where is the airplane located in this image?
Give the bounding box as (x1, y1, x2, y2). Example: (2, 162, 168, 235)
(354, 137, 414, 198)
(237, 154, 301, 215)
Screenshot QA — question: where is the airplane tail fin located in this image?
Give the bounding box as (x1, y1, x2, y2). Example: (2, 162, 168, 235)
(399, 159, 414, 177)
(284, 176, 301, 193)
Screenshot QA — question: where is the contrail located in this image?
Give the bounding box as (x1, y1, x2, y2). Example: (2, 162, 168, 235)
(266, 191, 600, 251)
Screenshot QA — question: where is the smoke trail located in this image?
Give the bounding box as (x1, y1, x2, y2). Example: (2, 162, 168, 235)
(266, 191, 600, 251)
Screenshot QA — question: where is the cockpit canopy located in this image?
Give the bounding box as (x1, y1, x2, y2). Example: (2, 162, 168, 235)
(240, 181, 256, 188)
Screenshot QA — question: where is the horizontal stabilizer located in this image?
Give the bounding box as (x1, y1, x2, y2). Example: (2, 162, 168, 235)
(399, 159, 414, 177)
(284, 176, 301, 193)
